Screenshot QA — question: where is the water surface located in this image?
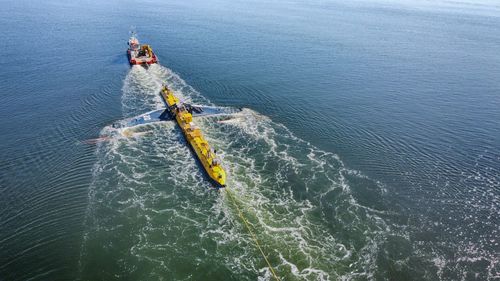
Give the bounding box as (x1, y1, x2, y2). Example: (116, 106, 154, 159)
(0, 0, 499, 280)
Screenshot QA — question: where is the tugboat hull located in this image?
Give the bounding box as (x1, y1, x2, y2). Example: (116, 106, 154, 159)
(127, 35, 158, 65)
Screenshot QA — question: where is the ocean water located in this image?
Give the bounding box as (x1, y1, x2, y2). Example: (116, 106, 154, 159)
(0, 0, 499, 280)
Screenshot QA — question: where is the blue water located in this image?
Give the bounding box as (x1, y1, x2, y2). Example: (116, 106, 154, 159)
(1, 0, 499, 280)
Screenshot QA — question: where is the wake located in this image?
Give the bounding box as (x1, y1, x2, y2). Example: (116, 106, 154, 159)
(79, 64, 393, 281)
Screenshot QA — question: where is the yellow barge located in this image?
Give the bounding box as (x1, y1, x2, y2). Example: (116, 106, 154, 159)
(160, 86, 226, 188)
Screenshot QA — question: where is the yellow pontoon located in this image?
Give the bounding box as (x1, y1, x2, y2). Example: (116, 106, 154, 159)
(160, 86, 226, 188)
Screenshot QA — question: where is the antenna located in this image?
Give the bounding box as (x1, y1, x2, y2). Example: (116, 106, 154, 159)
(129, 26, 137, 37)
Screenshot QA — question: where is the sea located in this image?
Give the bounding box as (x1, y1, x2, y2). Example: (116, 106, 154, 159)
(0, 0, 499, 280)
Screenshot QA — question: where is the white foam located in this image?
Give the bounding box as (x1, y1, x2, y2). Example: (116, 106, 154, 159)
(79, 64, 396, 280)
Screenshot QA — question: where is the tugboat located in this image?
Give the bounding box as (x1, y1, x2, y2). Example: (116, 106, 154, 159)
(127, 33, 158, 65)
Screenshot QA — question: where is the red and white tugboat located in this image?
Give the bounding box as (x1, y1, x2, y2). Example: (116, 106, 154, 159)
(127, 33, 158, 65)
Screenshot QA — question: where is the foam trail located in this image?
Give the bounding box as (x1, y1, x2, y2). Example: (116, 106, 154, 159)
(79, 64, 395, 280)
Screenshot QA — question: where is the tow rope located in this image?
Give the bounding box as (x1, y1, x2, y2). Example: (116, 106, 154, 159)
(224, 188, 282, 281)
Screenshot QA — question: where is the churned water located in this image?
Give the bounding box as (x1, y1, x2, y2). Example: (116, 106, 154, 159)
(1, 0, 499, 280)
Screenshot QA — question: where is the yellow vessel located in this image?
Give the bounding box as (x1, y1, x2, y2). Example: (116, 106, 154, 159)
(160, 86, 226, 188)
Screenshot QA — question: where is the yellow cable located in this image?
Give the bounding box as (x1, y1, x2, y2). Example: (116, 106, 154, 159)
(225, 188, 282, 281)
